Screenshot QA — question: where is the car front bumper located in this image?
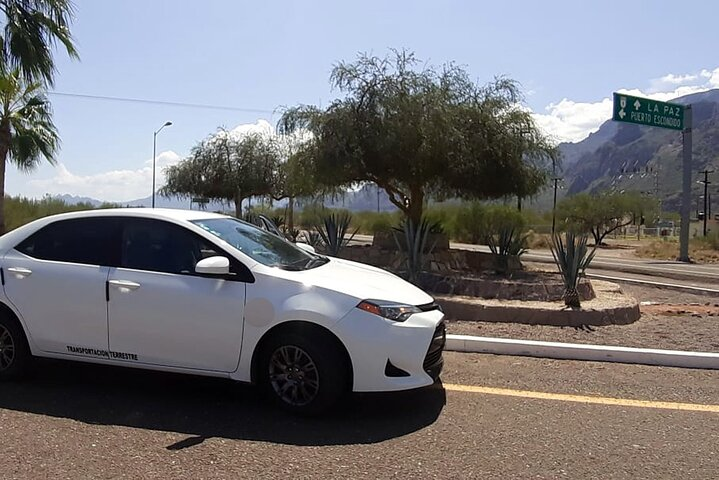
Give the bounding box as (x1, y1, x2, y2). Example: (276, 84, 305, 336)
(331, 306, 445, 392)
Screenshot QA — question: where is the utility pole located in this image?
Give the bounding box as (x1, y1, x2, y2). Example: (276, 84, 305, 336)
(699, 169, 713, 236)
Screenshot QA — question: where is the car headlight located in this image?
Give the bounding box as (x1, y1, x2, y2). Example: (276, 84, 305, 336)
(356, 300, 422, 322)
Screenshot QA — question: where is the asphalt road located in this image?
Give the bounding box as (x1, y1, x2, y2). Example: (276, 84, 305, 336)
(1, 353, 718, 479)
(351, 234, 719, 287)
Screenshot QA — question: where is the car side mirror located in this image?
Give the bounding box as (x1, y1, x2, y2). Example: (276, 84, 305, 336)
(295, 242, 316, 254)
(195, 256, 230, 275)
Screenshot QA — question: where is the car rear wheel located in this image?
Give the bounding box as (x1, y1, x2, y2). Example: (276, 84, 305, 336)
(0, 315, 30, 380)
(260, 331, 347, 415)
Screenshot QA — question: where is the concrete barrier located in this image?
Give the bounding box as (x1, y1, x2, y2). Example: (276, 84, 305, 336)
(446, 334, 719, 370)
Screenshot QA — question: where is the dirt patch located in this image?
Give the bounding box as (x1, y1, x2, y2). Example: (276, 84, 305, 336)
(640, 303, 719, 316)
(635, 239, 719, 264)
(447, 283, 719, 352)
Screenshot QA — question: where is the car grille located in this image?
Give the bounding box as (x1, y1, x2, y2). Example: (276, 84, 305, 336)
(423, 320, 446, 378)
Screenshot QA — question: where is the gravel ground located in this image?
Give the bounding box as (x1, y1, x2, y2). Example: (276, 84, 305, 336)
(447, 284, 719, 352)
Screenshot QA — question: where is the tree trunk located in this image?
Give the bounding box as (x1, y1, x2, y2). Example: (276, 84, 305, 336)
(234, 191, 243, 218)
(0, 121, 10, 235)
(0, 153, 6, 235)
(407, 186, 424, 229)
(288, 196, 295, 232)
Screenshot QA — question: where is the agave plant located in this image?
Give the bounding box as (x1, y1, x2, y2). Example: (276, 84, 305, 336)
(551, 231, 597, 308)
(486, 227, 528, 257)
(302, 230, 323, 248)
(285, 227, 301, 242)
(314, 211, 358, 256)
(393, 217, 437, 285)
(270, 215, 286, 229)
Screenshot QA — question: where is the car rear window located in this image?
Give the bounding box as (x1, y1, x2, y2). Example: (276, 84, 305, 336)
(15, 217, 121, 266)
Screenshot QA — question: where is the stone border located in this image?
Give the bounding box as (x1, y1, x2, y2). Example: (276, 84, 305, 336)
(445, 334, 719, 370)
(436, 280, 641, 327)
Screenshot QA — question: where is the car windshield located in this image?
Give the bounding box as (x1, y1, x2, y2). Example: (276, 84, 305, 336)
(191, 217, 324, 270)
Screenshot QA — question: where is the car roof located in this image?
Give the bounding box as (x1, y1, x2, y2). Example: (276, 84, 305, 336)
(43, 208, 230, 222)
(0, 208, 233, 249)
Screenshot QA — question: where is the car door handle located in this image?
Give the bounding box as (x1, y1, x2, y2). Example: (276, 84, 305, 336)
(7, 267, 32, 277)
(108, 279, 141, 290)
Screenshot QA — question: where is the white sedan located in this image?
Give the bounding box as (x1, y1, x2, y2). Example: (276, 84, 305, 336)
(0, 209, 445, 414)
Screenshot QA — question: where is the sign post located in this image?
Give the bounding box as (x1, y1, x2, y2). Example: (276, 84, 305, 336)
(612, 92, 692, 262)
(679, 106, 692, 262)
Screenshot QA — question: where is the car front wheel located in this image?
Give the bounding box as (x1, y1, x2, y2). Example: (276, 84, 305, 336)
(260, 331, 347, 415)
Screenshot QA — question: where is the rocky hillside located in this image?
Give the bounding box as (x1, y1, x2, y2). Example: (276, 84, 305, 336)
(558, 89, 719, 212)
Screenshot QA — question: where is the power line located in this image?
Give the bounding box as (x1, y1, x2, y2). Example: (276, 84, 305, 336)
(48, 91, 276, 114)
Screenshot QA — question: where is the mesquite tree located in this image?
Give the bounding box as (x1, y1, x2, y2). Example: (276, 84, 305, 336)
(163, 129, 279, 217)
(279, 49, 558, 227)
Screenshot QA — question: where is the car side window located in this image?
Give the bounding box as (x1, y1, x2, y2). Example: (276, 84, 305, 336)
(120, 218, 220, 275)
(15, 217, 121, 266)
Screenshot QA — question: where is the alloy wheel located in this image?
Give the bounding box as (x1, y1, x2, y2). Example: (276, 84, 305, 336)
(268, 345, 320, 407)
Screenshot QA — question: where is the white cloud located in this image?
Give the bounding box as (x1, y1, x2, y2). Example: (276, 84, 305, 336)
(28, 150, 181, 202)
(533, 66, 719, 143)
(230, 118, 274, 138)
(23, 119, 314, 202)
(532, 97, 614, 144)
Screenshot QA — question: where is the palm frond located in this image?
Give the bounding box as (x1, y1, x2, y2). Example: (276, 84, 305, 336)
(1, 0, 78, 85)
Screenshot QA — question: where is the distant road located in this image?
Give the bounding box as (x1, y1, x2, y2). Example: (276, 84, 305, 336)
(350, 234, 719, 285)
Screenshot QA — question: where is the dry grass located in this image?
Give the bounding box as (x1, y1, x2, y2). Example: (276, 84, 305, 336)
(635, 238, 719, 263)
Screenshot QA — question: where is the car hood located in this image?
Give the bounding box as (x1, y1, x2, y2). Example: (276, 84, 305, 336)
(269, 257, 435, 306)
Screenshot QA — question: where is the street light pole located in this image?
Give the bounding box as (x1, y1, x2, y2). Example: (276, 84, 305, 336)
(152, 121, 173, 208)
(551, 177, 560, 235)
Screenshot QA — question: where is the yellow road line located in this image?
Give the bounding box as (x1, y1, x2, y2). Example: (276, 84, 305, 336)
(443, 383, 719, 413)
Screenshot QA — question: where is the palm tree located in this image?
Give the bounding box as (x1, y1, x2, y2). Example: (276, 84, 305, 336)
(0, 0, 78, 85)
(0, 68, 58, 233)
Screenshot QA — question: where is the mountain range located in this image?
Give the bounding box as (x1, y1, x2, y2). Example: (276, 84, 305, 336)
(555, 88, 719, 212)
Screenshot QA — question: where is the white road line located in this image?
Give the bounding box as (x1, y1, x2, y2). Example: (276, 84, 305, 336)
(587, 273, 719, 294)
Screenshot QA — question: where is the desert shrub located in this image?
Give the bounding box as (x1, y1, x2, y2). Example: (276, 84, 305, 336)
(526, 230, 553, 249)
(424, 203, 462, 238)
(454, 202, 487, 243)
(453, 202, 527, 251)
(352, 210, 400, 234)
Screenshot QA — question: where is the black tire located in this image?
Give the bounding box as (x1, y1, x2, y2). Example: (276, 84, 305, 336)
(0, 313, 30, 380)
(259, 330, 347, 415)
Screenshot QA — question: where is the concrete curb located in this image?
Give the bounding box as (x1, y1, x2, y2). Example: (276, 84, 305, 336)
(446, 334, 719, 370)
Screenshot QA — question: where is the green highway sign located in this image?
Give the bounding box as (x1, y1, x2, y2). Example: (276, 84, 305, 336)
(612, 92, 684, 130)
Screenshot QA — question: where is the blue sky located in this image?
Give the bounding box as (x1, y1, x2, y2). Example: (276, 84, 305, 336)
(8, 0, 719, 201)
